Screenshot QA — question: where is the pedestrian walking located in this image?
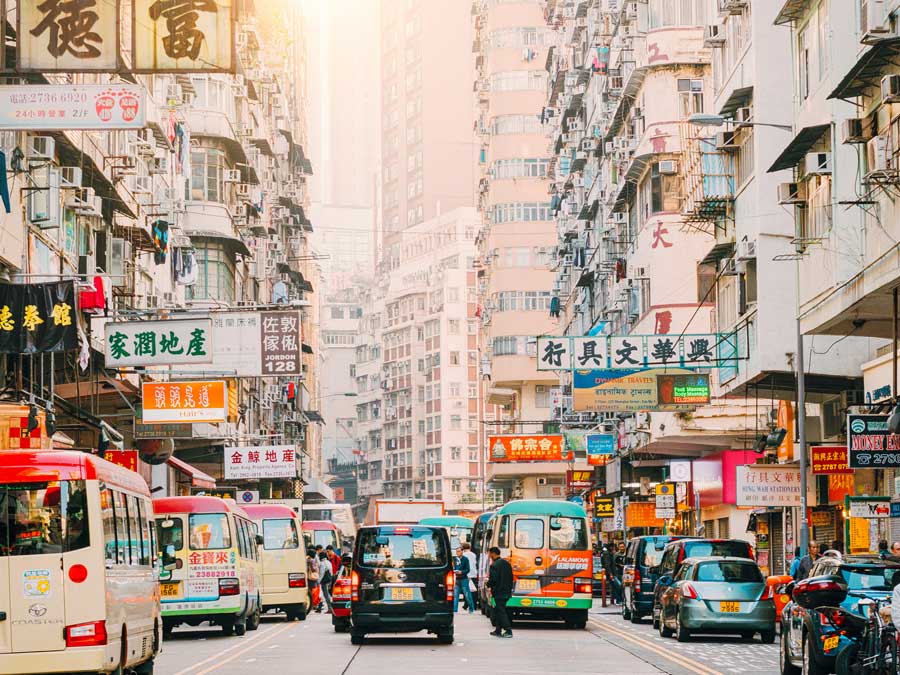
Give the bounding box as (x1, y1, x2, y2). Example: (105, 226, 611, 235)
(601, 545, 620, 605)
(795, 541, 820, 581)
(318, 551, 334, 613)
(307, 548, 322, 612)
(486, 546, 514, 638)
(454, 546, 474, 613)
(789, 547, 802, 577)
(892, 541, 900, 556)
(462, 542, 478, 610)
(326, 545, 341, 575)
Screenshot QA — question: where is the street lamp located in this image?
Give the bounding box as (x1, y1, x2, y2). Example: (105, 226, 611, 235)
(686, 114, 811, 557)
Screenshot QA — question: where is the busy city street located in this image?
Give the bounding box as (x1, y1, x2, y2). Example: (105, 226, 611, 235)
(155, 609, 780, 675)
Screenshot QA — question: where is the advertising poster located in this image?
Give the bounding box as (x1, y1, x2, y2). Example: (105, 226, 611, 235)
(573, 367, 700, 412)
(847, 415, 900, 468)
(224, 445, 297, 480)
(0, 85, 145, 129)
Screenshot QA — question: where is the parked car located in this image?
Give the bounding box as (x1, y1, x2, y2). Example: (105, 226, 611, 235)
(780, 556, 900, 675)
(620, 535, 692, 623)
(650, 538, 754, 629)
(657, 556, 776, 643)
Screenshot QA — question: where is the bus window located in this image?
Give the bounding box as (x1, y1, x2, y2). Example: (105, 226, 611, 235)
(189, 513, 231, 550)
(156, 516, 183, 567)
(236, 519, 249, 560)
(138, 500, 152, 566)
(312, 530, 338, 550)
(514, 519, 544, 549)
(0, 481, 90, 556)
(127, 495, 142, 565)
(100, 488, 117, 564)
(264, 519, 299, 550)
(497, 516, 509, 548)
(63, 481, 90, 551)
(113, 491, 129, 564)
(549, 517, 588, 550)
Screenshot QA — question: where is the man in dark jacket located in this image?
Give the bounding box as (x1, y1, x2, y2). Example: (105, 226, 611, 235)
(795, 541, 820, 581)
(486, 546, 514, 638)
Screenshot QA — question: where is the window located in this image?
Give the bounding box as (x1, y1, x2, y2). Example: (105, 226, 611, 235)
(138, 500, 151, 566)
(356, 527, 447, 568)
(449, 382, 461, 397)
(114, 491, 129, 564)
(156, 515, 183, 567)
(490, 114, 544, 135)
(799, 174, 832, 239)
(535, 385, 550, 408)
(0, 480, 90, 557)
(694, 561, 763, 583)
(450, 351, 460, 365)
(642, 163, 682, 217)
(331, 307, 345, 319)
(514, 519, 544, 549)
(487, 27, 554, 48)
(101, 488, 117, 564)
(127, 494, 142, 565)
(190, 148, 226, 202)
(798, 22, 810, 100)
(189, 513, 232, 550)
(492, 335, 528, 356)
(490, 71, 548, 92)
(648, 0, 710, 29)
(187, 244, 236, 303)
(468, 383, 478, 399)
(677, 79, 704, 118)
(491, 158, 550, 179)
(497, 515, 509, 548)
(448, 319, 460, 334)
(450, 415, 462, 430)
(492, 202, 552, 223)
(549, 517, 588, 550)
(450, 446, 462, 461)
(469, 447, 479, 461)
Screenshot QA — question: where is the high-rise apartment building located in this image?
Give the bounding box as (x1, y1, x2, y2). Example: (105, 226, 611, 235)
(380, 0, 477, 250)
(473, 0, 562, 499)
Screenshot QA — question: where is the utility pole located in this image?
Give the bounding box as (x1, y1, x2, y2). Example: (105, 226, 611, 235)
(796, 252, 809, 555)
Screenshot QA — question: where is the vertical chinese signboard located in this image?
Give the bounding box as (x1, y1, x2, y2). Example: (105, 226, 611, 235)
(18, 1, 120, 72)
(141, 381, 227, 423)
(133, 0, 235, 73)
(261, 311, 303, 376)
(0, 282, 77, 353)
(224, 446, 297, 480)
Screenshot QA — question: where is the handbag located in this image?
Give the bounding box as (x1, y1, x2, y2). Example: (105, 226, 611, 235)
(308, 569, 320, 582)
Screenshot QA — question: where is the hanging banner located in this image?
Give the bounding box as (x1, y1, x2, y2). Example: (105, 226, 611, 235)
(17, 2, 120, 72)
(487, 434, 571, 462)
(224, 445, 297, 480)
(0, 282, 77, 353)
(847, 414, 900, 468)
(133, 0, 235, 73)
(141, 380, 227, 423)
(105, 319, 213, 367)
(586, 433, 616, 466)
(0, 84, 146, 130)
(573, 368, 700, 412)
(811, 446, 853, 475)
(536, 333, 722, 371)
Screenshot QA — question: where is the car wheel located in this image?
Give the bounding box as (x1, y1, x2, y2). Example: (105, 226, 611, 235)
(350, 632, 365, 646)
(437, 630, 454, 644)
(622, 602, 632, 621)
(221, 620, 235, 637)
(675, 611, 690, 642)
(247, 605, 261, 631)
(802, 632, 826, 675)
(780, 627, 800, 675)
(761, 630, 776, 645)
(741, 631, 754, 642)
(651, 607, 660, 630)
(629, 605, 641, 624)
(659, 613, 673, 639)
(234, 620, 247, 637)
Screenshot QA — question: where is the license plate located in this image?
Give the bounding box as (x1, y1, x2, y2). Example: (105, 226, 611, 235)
(390, 587, 414, 601)
(719, 601, 740, 613)
(594, 573, 603, 580)
(517, 578, 540, 592)
(823, 635, 839, 651)
(160, 582, 181, 598)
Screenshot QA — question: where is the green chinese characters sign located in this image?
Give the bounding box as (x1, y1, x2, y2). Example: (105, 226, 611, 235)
(104, 319, 213, 367)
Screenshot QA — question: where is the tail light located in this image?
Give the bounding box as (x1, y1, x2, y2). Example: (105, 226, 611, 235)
(218, 578, 240, 597)
(575, 577, 592, 594)
(351, 570, 360, 602)
(633, 567, 641, 593)
(818, 608, 846, 627)
(760, 584, 774, 601)
(681, 583, 700, 600)
(289, 573, 306, 588)
(445, 570, 456, 602)
(333, 580, 351, 600)
(66, 620, 107, 647)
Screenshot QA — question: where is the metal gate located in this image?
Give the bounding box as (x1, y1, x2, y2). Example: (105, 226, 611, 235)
(770, 513, 785, 576)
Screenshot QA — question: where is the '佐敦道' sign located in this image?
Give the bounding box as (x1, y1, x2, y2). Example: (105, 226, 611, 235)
(536, 334, 728, 371)
(487, 435, 571, 462)
(0, 282, 77, 354)
(105, 319, 213, 367)
(141, 381, 227, 424)
(0, 85, 146, 130)
(224, 445, 297, 480)
(847, 414, 900, 468)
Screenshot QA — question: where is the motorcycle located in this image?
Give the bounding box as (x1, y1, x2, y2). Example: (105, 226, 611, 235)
(837, 598, 898, 675)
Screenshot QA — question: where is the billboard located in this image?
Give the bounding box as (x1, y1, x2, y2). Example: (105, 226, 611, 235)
(811, 446, 853, 475)
(0, 85, 146, 130)
(735, 464, 816, 507)
(573, 367, 700, 412)
(656, 373, 711, 406)
(141, 381, 227, 423)
(847, 414, 900, 468)
(586, 434, 616, 466)
(536, 333, 721, 371)
(224, 446, 297, 480)
(105, 319, 213, 367)
(487, 435, 571, 462)
(133, 0, 235, 73)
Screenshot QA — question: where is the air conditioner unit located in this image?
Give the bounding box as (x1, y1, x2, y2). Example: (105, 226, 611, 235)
(569, 119, 584, 132)
(777, 182, 806, 204)
(107, 237, 130, 282)
(580, 138, 597, 152)
(537, 477, 548, 486)
(78, 254, 96, 277)
(804, 151, 832, 175)
(703, 24, 725, 46)
(236, 183, 251, 200)
(882, 74, 900, 103)
(133, 176, 152, 194)
(863, 0, 890, 44)
(162, 187, 181, 202)
(27, 136, 55, 162)
(162, 292, 176, 306)
(715, 130, 738, 151)
(59, 166, 82, 189)
(131, 135, 154, 157)
(149, 156, 168, 175)
(736, 239, 757, 260)
(224, 169, 241, 183)
(842, 117, 872, 144)
(145, 294, 159, 309)
(658, 159, 678, 174)
(867, 134, 891, 174)
(613, 211, 626, 224)
(720, 258, 739, 275)
(736, 106, 753, 124)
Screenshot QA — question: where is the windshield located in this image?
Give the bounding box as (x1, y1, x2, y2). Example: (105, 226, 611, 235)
(683, 540, 752, 560)
(156, 516, 184, 553)
(189, 513, 231, 550)
(263, 518, 300, 550)
(695, 561, 763, 583)
(549, 517, 588, 550)
(841, 567, 899, 592)
(642, 537, 677, 566)
(357, 527, 448, 568)
(0, 481, 89, 556)
(312, 529, 339, 550)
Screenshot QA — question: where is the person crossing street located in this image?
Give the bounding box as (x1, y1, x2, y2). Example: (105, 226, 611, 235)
(486, 546, 514, 638)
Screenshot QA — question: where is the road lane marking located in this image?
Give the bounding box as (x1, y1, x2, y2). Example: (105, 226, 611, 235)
(589, 619, 724, 675)
(173, 623, 294, 675)
(169, 625, 280, 675)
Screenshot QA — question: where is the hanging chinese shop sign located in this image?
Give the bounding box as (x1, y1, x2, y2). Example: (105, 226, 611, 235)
(811, 446, 853, 475)
(847, 414, 900, 468)
(657, 374, 711, 406)
(735, 464, 817, 508)
(17, 1, 120, 72)
(224, 445, 297, 480)
(567, 470, 593, 491)
(105, 319, 212, 367)
(536, 333, 732, 371)
(0, 84, 146, 131)
(586, 433, 616, 466)
(573, 368, 700, 413)
(103, 450, 139, 473)
(141, 380, 227, 424)
(487, 435, 571, 462)
(0, 282, 77, 353)
(133, 0, 235, 73)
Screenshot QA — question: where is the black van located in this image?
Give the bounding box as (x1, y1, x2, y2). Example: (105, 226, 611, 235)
(621, 536, 692, 623)
(350, 524, 455, 644)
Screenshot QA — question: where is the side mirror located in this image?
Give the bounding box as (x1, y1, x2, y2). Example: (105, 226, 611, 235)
(782, 581, 795, 597)
(256, 534, 265, 546)
(658, 575, 672, 587)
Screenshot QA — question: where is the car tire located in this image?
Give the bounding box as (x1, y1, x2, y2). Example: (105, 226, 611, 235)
(629, 605, 641, 624)
(659, 612, 674, 638)
(221, 620, 235, 637)
(437, 630, 454, 644)
(622, 602, 632, 621)
(761, 630, 776, 645)
(651, 608, 660, 630)
(780, 628, 800, 675)
(802, 632, 826, 675)
(234, 619, 247, 637)
(675, 611, 690, 642)
(247, 605, 261, 631)
(350, 632, 365, 646)
(741, 631, 754, 642)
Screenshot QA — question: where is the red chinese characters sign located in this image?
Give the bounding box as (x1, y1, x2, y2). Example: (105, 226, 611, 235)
(488, 435, 571, 463)
(224, 445, 297, 479)
(567, 470, 593, 491)
(104, 450, 138, 472)
(811, 446, 853, 475)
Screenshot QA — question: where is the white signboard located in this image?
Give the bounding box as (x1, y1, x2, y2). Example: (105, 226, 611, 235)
(613, 497, 625, 531)
(735, 465, 816, 507)
(105, 319, 213, 367)
(0, 85, 146, 130)
(669, 461, 692, 482)
(18, 3, 119, 72)
(849, 501, 890, 519)
(133, 0, 235, 73)
(655, 492, 676, 520)
(600, 518, 616, 532)
(535, 334, 720, 370)
(224, 446, 298, 480)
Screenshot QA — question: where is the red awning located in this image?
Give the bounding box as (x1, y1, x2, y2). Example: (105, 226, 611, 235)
(167, 456, 216, 490)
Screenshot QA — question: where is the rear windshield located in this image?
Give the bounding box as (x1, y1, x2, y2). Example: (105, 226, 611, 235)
(550, 517, 588, 550)
(189, 513, 231, 550)
(841, 567, 899, 592)
(683, 540, 752, 560)
(0, 481, 89, 556)
(263, 518, 300, 550)
(642, 538, 675, 566)
(515, 519, 544, 549)
(310, 529, 339, 550)
(695, 561, 763, 583)
(357, 527, 447, 568)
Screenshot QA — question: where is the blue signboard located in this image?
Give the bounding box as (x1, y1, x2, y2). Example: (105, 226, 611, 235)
(586, 434, 616, 461)
(891, 502, 900, 518)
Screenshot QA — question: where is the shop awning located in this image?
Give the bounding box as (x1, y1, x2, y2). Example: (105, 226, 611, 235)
(718, 86, 753, 117)
(828, 38, 900, 102)
(304, 410, 324, 423)
(768, 124, 830, 173)
(302, 342, 313, 354)
(774, 0, 810, 25)
(184, 230, 253, 258)
(167, 456, 216, 489)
